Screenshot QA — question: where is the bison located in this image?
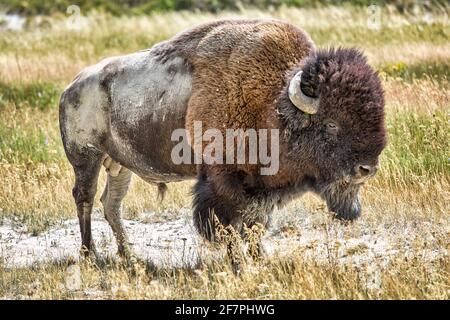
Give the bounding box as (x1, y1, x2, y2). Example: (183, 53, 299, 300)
(59, 19, 386, 258)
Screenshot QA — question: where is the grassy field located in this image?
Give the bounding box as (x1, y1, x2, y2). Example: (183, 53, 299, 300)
(0, 5, 449, 299)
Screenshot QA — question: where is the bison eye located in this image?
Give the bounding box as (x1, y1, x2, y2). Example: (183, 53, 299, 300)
(325, 121, 339, 135)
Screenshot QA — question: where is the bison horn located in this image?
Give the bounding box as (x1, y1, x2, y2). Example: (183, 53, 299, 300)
(288, 70, 320, 114)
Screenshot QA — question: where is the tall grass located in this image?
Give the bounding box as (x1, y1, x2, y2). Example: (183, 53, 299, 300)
(0, 6, 449, 83)
(4, 0, 447, 16)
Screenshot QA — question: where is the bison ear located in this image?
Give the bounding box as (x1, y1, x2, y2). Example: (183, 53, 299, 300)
(288, 71, 320, 114)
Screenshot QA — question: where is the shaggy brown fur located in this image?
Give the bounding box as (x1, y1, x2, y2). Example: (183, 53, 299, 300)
(167, 20, 385, 239)
(152, 19, 386, 240)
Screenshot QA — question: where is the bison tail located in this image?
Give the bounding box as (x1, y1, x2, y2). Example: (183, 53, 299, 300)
(156, 182, 168, 202)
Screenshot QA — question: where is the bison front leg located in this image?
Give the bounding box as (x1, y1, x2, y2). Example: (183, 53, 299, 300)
(192, 172, 247, 273)
(192, 173, 245, 242)
(193, 173, 272, 267)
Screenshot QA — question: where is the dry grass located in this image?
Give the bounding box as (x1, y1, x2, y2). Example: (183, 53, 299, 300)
(1, 250, 448, 299)
(0, 5, 449, 299)
(0, 6, 448, 83)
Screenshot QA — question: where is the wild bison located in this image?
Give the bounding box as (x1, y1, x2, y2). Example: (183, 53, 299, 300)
(59, 19, 386, 258)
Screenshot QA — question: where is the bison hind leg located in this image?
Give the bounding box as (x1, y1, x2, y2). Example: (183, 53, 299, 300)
(100, 164, 132, 258)
(69, 149, 104, 258)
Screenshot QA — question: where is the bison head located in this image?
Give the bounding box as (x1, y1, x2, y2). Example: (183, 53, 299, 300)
(279, 48, 387, 220)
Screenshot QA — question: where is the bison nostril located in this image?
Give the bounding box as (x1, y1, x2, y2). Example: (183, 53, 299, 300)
(358, 165, 373, 177)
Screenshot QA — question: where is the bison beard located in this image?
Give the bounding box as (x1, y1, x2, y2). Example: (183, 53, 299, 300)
(319, 181, 361, 220)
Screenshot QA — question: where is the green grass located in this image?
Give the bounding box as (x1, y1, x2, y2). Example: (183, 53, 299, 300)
(380, 61, 450, 82)
(308, 23, 450, 47)
(0, 82, 63, 164)
(0, 123, 54, 164)
(382, 110, 449, 181)
(3, 0, 447, 16)
(0, 82, 61, 110)
(0, 5, 449, 57)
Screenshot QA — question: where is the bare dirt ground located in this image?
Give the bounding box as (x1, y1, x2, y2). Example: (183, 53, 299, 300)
(1, 206, 448, 276)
